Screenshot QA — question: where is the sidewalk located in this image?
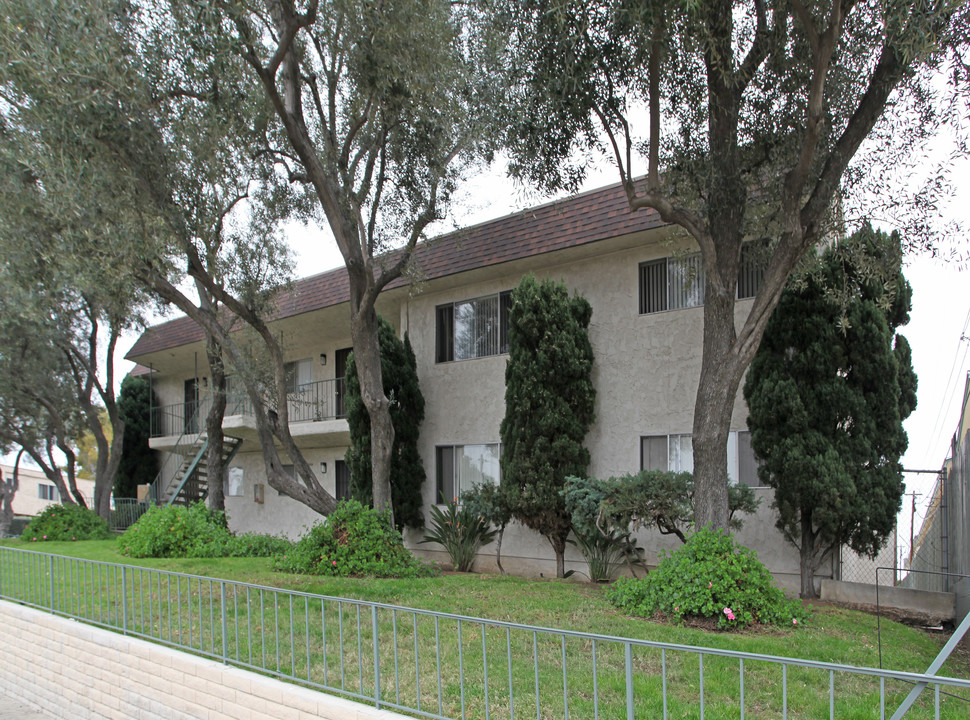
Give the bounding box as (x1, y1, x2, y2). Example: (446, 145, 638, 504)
(0, 694, 53, 720)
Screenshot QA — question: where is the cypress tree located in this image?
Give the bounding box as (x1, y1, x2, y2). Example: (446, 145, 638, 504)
(743, 225, 917, 598)
(500, 274, 595, 578)
(115, 375, 158, 498)
(345, 317, 426, 530)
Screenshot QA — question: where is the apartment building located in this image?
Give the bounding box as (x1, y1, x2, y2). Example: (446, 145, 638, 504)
(128, 180, 815, 590)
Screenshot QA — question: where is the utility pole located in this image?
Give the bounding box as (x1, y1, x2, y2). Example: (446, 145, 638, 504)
(907, 491, 920, 568)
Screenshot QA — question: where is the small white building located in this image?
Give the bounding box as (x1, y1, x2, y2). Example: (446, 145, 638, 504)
(0, 463, 95, 518)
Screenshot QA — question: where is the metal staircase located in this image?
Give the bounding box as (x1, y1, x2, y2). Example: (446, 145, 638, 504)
(157, 436, 243, 506)
(146, 396, 244, 508)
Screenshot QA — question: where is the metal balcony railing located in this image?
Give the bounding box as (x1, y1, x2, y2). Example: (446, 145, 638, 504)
(150, 378, 347, 438)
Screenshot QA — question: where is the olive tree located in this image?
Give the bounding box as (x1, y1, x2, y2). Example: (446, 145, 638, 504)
(500, 0, 969, 529)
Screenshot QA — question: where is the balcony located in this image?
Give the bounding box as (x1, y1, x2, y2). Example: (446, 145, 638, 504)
(150, 378, 349, 447)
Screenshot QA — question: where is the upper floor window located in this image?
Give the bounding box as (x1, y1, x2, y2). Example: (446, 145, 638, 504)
(38, 483, 57, 501)
(436, 291, 512, 363)
(284, 358, 314, 393)
(639, 242, 768, 314)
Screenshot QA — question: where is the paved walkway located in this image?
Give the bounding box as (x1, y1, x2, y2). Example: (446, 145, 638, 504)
(0, 694, 54, 720)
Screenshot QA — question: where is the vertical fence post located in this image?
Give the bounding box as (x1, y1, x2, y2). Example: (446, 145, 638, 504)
(372, 605, 381, 709)
(625, 642, 634, 720)
(221, 582, 229, 664)
(121, 565, 128, 634)
(47, 554, 54, 611)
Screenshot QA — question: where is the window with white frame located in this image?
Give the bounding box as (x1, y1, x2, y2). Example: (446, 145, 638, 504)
(639, 242, 768, 314)
(436, 291, 512, 362)
(641, 431, 762, 486)
(38, 483, 57, 501)
(435, 443, 501, 501)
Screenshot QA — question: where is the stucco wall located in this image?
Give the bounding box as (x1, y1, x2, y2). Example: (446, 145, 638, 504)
(0, 600, 409, 720)
(223, 448, 341, 539)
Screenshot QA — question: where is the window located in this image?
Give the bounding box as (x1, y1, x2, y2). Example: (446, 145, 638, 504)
(435, 443, 501, 501)
(38, 484, 57, 501)
(640, 431, 763, 486)
(334, 460, 351, 501)
(436, 291, 512, 362)
(284, 358, 314, 394)
(639, 243, 767, 314)
(639, 255, 705, 313)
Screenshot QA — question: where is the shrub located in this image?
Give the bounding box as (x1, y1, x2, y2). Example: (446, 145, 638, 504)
(607, 527, 809, 629)
(422, 499, 498, 572)
(117, 502, 291, 559)
(273, 500, 435, 578)
(23, 504, 112, 542)
(119, 502, 233, 558)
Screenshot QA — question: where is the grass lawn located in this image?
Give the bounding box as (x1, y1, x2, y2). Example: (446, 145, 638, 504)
(3, 538, 968, 719)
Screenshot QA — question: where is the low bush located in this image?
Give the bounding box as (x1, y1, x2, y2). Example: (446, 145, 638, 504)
(607, 527, 809, 629)
(118, 502, 291, 558)
(422, 499, 497, 572)
(273, 499, 435, 578)
(23, 504, 112, 542)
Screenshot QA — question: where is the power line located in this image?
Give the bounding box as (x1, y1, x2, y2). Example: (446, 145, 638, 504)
(923, 304, 970, 461)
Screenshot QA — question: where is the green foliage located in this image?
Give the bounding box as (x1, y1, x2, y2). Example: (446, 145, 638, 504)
(115, 375, 158, 498)
(561, 476, 644, 582)
(564, 471, 760, 546)
(500, 275, 595, 576)
(22, 504, 112, 542)
(345, 318, 426, 529)
(743, 226, 916, 596)
(273, 500, 435, 578)
(118, 502, 292, 559)
(421, 499, 498, 572)
(607, 528, 809, 629)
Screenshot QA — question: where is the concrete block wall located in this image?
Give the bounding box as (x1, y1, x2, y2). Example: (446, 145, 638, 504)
(0, 600, 409, 720)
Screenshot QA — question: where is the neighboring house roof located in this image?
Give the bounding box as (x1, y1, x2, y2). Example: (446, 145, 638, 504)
(127, 179, 666, 358)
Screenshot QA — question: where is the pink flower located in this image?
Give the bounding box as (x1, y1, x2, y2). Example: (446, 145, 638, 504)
(332, 560, 337, 566)
(792, 618, 798, 625)
(708, 582, 712, 588)
(674, 606, 679, 611)
(43, 535, 47, 540)
(723, 607, 736, 621)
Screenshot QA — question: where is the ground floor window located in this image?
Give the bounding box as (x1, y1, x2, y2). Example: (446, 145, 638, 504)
(640, 431, 762, 486)
(435, 443, 501, 502)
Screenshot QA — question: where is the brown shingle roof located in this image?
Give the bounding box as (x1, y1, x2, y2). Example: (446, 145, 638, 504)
(127, 180, 665, 359)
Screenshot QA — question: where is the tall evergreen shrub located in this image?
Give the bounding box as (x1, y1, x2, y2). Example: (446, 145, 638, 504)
(500, 274, 595, 578)
(344, 317, 425, 530)
(115, 374, 158, 498)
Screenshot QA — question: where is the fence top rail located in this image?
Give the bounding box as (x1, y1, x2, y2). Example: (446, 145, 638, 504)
(2, 545, 968, 689)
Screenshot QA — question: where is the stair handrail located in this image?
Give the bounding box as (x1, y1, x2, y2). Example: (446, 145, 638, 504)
(146, 394, 211, 504)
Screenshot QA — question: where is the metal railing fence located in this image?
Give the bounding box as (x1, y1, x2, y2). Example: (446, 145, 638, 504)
(150, 378, 347, 438)
(1, 546, 967, 720)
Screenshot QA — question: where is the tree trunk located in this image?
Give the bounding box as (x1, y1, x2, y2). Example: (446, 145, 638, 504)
(548, 532, 569, 578)
(692, 256, 745, 531)
(205, 337, 228, 513)
(495, 525, 506, 575)
(349, 304, 395, 525)
(799, 513, 822, 599)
